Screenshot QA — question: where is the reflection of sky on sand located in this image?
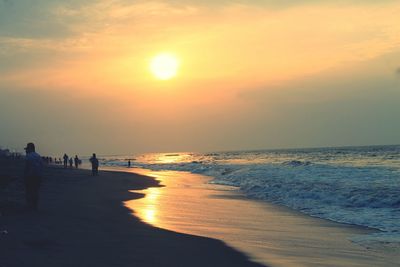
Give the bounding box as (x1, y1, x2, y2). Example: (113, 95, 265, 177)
(138, 187, 160, 224)
(144, 208, 156, 224)
(125, 168, 398, 267)
(126, 171, 162, 225)
(125, 169, 227, 233)
(125, 169, 181, 229)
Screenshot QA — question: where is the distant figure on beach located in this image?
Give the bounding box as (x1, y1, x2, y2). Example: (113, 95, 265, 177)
(128, 159, 131, 168)
(23, 142, 43, 211)
(63, 154, 68, 168)
(74, 155, 79, 168)
(90, 153, 99, 176)
(69, 157, 73, 168)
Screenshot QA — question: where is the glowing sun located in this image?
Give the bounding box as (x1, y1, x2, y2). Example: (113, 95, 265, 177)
(150, 53, 179, 80)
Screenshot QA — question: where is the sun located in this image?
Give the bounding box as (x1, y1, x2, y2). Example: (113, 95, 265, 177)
(150, 53, 179, 80)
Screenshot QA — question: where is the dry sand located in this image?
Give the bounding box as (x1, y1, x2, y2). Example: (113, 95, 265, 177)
(0, 159, 265, 267)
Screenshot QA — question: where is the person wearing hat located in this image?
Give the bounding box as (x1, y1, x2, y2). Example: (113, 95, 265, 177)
(24, 142, 43, 211)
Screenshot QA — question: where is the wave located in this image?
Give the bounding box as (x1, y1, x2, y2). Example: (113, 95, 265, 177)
(101, 149, 400, 244)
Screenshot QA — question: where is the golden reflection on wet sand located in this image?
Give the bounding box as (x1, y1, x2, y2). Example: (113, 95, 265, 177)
(136, 187, 161, 225)
(125, 168, 399, 267)
(126, 169, 210, 232)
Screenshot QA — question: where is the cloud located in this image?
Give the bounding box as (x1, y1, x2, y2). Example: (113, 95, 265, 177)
(2, 1, 399, 40)
(1, 0, 399, 40)
(0, 1, 118, 39)
(0, 1, 70, 38)
(155, 0, 399, 9)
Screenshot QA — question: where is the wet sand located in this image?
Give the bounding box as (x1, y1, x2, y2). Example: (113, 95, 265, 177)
(126, 168, 400, 267)
(0, 160, 265, 267)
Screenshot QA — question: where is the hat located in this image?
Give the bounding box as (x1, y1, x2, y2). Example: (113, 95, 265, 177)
(24, 142, 35, 151)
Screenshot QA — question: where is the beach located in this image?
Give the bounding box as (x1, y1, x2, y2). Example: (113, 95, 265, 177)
(1, 157, 399, 267)
(0, 159, 264, 267)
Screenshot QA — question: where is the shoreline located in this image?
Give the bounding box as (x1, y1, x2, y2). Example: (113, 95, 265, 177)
(122, 166, 379, 233)
(123, 168, 400, 267)
(0, 161, 266, 267)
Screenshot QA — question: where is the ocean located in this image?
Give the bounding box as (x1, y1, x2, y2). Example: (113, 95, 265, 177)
(100, 145, 400, 246)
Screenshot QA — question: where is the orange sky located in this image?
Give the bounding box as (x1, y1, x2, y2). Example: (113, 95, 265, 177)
(0, 0, 400, 155)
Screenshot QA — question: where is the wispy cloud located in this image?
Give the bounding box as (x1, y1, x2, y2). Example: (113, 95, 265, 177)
(1, 0, 400, 153)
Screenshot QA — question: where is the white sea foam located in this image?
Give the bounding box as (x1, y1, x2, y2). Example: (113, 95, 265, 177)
(102, 145, 400, 245)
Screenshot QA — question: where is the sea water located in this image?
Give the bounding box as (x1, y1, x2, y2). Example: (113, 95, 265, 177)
(101, 145, 400, 246)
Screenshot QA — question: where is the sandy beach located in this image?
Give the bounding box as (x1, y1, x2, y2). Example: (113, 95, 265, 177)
(0, 159, 264, 267)
(2, 158, 399, 267)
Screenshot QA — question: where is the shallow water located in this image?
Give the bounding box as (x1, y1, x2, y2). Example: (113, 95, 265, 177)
(102, 145, 400, 246)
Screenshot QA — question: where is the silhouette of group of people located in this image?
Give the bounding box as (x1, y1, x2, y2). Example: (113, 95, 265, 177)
(23, 142, 100, 211)
(62, 154, 82, 169)
(42, 156, 53, 164)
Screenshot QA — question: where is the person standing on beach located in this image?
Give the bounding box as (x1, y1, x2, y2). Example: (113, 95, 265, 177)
(24, 142, 43, 211)
(63, 153, 68, 168)
(74, 155, 79, 168)
(69, 157, 73, 168)
(128, 159, 131, 168)
(90, 153, 99, 176)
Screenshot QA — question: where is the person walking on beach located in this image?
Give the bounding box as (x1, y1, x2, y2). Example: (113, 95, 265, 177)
(74, 155, 79, 168)
(63, 153, 68, 168)
(128, 159, 131, 168)
(23, 142, 43, 211)
(90, 153, 99, 176)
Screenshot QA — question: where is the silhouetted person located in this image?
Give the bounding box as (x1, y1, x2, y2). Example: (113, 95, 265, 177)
(63, 154, 69, 168)
(128, 159, 131, 168)
(69, 157, 73, 168)
(24, 142, 43, 211)
(74, 155, 79, 168)
(90, 153, 99, 176)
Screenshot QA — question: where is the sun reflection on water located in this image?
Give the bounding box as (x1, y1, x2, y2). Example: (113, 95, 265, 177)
(144, 209, 156, 224)
(154, 153, 190, 164)
(126, 169, 191, 228)
(137, 187, 161, 225)
(146, 187, 160, 201)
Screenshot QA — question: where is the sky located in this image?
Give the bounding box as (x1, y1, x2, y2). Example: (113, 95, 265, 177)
(0, 0, 400, 156)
